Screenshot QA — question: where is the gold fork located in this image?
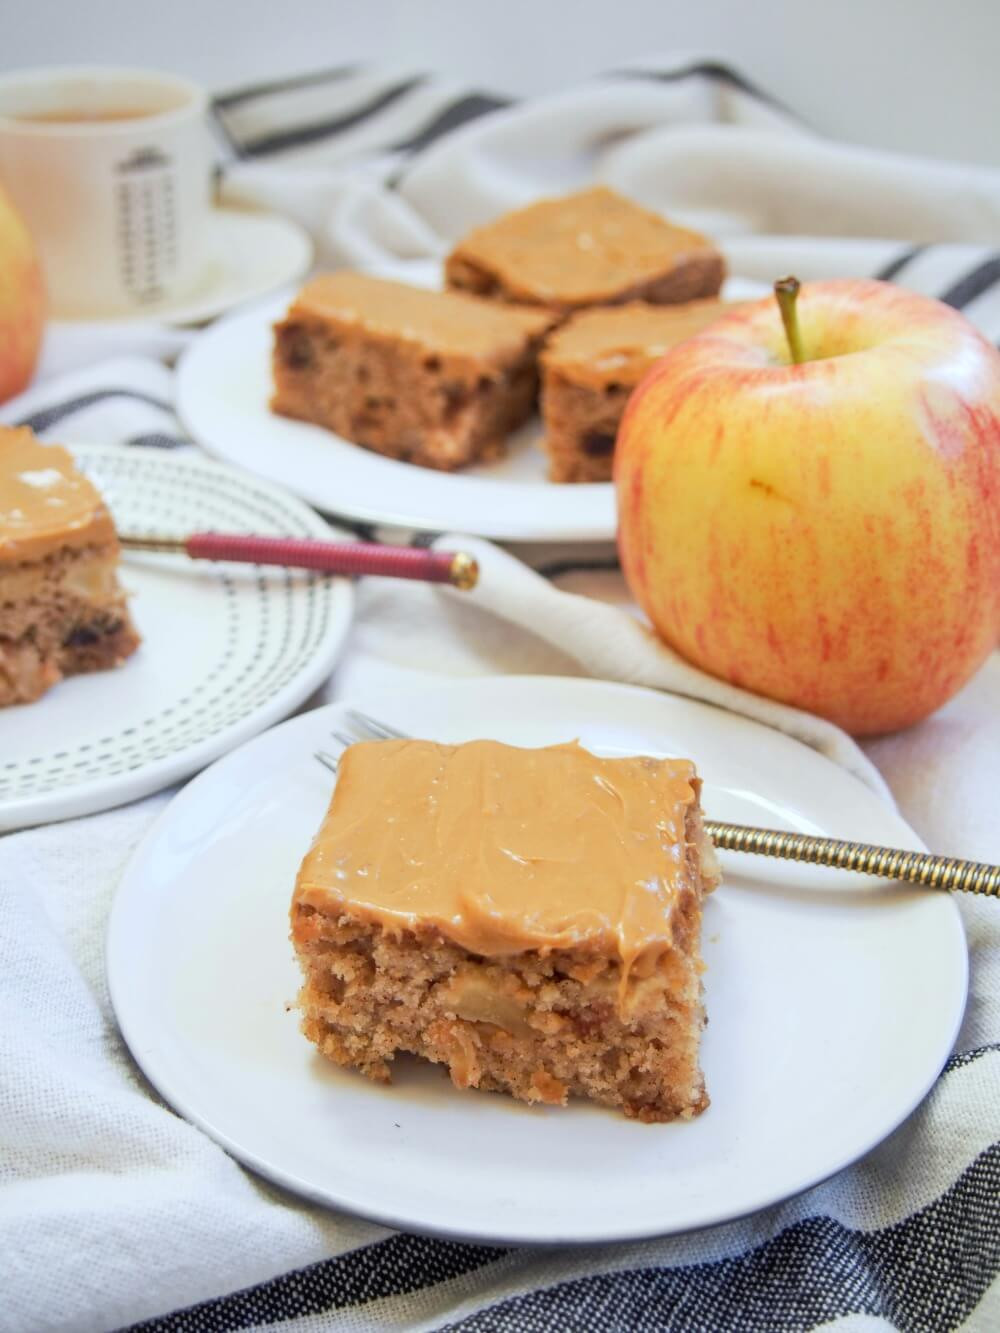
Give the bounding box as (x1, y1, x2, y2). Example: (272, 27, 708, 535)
(316, 709, 1000, 898)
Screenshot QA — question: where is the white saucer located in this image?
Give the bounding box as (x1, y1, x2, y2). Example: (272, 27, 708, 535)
(107, 675, 967, 1245)
(176, 264, 767, 542)
(0, 445, 353, 832)
(52, 208, 313, 329)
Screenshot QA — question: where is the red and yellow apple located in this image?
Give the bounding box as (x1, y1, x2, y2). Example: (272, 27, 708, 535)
(0, 182, 44, 403)
(615, 278, 1000, 736)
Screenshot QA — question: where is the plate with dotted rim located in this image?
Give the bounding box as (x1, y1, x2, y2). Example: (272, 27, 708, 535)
(0, 444, 353, 832)
(106, 675, 967, 1245)
(175, 263, 769, 542)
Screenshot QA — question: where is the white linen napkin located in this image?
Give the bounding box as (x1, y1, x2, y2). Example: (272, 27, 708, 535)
(428, 535, 890, 799)
(0, 55, 998, 1333)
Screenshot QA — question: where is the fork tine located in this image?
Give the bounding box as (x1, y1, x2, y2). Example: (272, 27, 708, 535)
(316, 710, 409, 780)
(344, 708, 408, 741)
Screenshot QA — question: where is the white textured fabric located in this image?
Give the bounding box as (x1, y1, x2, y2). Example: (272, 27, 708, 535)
(0, 57, 998, 1333)
(429, 535, 889, 797)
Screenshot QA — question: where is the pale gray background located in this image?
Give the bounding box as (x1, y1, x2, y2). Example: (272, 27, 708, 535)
(4, 0, 999, 167)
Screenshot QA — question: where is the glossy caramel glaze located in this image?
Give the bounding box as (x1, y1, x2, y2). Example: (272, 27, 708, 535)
(294, 738, 706, 977)
(285, 271, 552, 359)
(0, 428, 116, 563)
(447, 187, 720, 305)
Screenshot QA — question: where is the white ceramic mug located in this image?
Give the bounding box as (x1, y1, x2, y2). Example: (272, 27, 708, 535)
(0, 67, 211, 318)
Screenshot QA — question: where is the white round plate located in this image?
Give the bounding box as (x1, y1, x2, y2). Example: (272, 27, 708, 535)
(176, 266, 767, 541)
(52, 208, 313, 329)
(0, 445, 352, 832)
(107, 676, 967, 1245)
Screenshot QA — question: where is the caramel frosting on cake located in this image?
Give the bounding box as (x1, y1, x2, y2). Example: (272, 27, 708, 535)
(295, 738, 705, 977)
(544, 299, 736, 388)
(449, 187, 719, 306)
(0, 428, 116, 563)
(287, 271, 552, 359)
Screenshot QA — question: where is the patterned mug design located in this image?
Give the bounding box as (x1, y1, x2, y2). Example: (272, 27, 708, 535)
(115, 146, 179, 306)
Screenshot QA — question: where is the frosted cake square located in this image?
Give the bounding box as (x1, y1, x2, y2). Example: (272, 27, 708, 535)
(271, 271, 552, 471)
(540, 298, 736, 482)
(0, 427, 139, 706)
(291, 738, 718, 1121)
(445, 187, 725, 316)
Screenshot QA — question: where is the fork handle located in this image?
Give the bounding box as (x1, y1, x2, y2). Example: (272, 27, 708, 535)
(704, 820, 1000, 896)
(187, 534, 468, 584)
(122, 533, 479, 589)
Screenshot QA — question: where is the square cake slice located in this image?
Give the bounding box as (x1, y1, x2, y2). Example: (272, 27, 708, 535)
(271, 271, 553, 471)
(0, 427, 139, 706)
(445, 186, 725, 315)
(291, 738, 719, 1122)
(541, 299, 738, 482)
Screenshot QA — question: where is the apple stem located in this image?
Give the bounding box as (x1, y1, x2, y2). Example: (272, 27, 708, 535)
(774, 275, 805, 365)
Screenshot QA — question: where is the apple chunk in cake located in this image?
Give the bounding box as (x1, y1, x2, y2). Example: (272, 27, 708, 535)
(0, 427, 139, 707)
(290, 738, 719, 1122)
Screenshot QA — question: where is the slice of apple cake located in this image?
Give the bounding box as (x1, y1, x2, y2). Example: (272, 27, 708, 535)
(291, 737, 718, 1121)
(0, 426, 139, 706)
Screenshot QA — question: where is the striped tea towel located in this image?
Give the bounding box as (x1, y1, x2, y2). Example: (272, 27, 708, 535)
(0, 55, 998, 1333)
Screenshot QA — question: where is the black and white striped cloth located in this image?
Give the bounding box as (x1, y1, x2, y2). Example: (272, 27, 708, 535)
(1, 57, 998, 1333)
